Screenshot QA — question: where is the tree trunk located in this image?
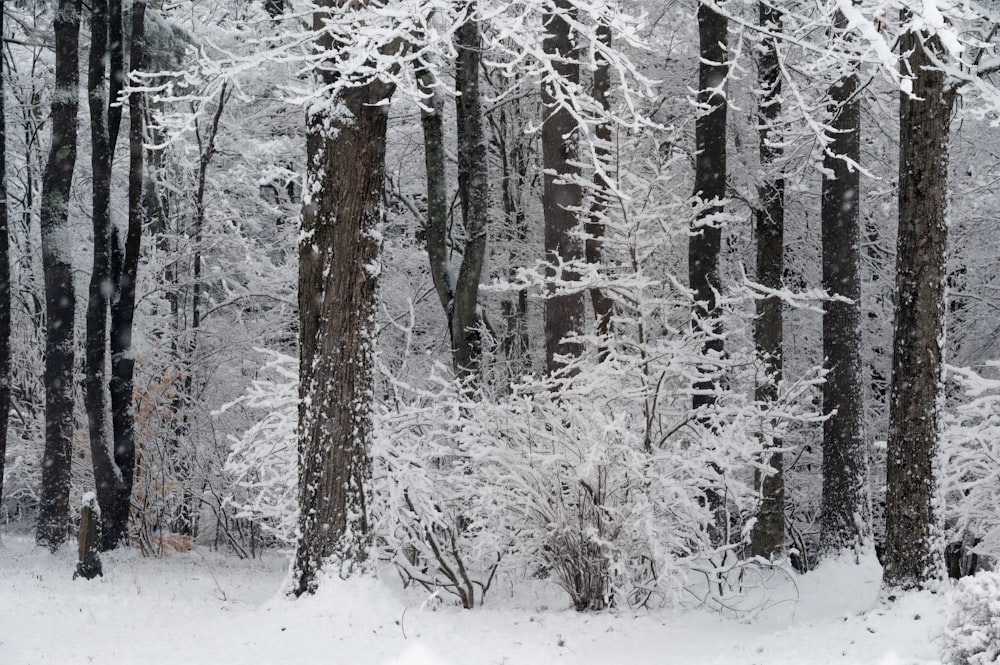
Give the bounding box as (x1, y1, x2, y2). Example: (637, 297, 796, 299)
(750, 2, 784, 559)
(584, 21, 614, 355)
(85, 0, 122, 551)
(37, 0, 83, 551)
(883, 26, 952, 591)
(415, 61, 452, 318)
(820, 54, 868, 555)
(108, 0, 147, 551)
(293, 1, 394, 594)
(451, 6, 489, 378)
(542, 0, 585, 374)
(0, 3, 10, 519)
(690, 1, 727, 411)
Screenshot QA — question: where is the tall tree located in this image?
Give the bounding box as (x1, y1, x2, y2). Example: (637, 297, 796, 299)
(85, 0, 122, 550)
(0, 0, 10, 518)
(584, 19, 614, 354)
(750, 1, 784, 559)
(293, 0, 394, 595)
(108, 0, 147, 551)
(542, 0, 585, 374)
(819, 39, 868, 554)
(690, 0, 727, 410)
(37, 0, 83, 550)
(883, 25, 953, 590)
(450, 3, 489, 378)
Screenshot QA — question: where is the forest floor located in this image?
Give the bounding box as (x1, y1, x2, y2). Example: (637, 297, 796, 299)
(0, 532, 946, 665)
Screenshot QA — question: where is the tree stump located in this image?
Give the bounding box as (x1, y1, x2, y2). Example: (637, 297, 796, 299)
(74, 493, 103, 580)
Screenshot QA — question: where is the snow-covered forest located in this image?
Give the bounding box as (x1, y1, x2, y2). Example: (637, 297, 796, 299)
(2, 0, 1000, 662)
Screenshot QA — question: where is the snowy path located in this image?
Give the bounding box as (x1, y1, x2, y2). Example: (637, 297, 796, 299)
(0, 536, 943, 665)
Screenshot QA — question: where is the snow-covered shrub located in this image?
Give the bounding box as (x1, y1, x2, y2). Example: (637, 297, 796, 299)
(941, 363, 1000, 565)
(219, 349, 299, 549)
(942, 571, 1000, 665)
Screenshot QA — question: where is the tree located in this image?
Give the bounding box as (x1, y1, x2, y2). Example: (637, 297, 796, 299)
(750, 0, 784, 559)
(37, 0, 83, 550)
(293, 0, 395, 594)
(584, 19, 614, 355)
(690, 0, 727, 410)
(0, 0, 10, 520)
(107, 0, 147, 552)
(542, 0, 585, 374)
(418, 4, 490, 380)
(819, 28, 867, 555)
(883, 24, 953, 590)
(450, 3, 489, 378)
(85, 0, 131, 551)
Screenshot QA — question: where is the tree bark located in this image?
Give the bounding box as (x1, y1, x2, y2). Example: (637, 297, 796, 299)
(883, 26, 952, 591)
(542, 0, 585, 374)
(820, 51, 868, 555)
(0, 3, 10, 519)
(584, 21, 614, 355)
(690, 1, 727, 411)
(37, 0, 83, 550)
(451, 6, 489, 378)
(750, 2, 784, 559)
(85, 0, 122, 551)
(108, 0, 147, 551)
(293, 0, 394, 594)
(415, 61, 452, 318)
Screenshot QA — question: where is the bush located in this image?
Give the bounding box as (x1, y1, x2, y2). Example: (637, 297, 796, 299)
(942, 571, 1000, 665)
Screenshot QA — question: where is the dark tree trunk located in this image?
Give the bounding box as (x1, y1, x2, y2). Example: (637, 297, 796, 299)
(293, 1, 394, 594)
(0, 3, 9, 518)
(883, 26, 952, 591)
(85, 0, 122, 551)
(415, 62, 452, 317)
(820, 58, 868, 555)
(584, 21, 614, 354)
(451, 6, 489, 378)
(542, 0, 585, 374)
(690, 1, 727, 411)
(108, 0, 147, 550)
(37, 0, 83, 551)
(750, 2, 784, 559)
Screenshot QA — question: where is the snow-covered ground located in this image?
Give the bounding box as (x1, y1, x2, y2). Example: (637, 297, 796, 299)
(0, 534, 946, 665)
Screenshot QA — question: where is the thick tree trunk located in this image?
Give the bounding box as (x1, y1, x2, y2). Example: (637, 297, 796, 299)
(820, 60, 868, 555)
(542, 0, 585, 374)
(883, 27, 952, 591)
(0, 4, 9, 518)
(85, 0, 123, 551)
(690, 1, 727, 411)
(585, 21, 614, 354)
(451, 7, 489, 378)
(750, 2, 784, 559)
(108, 1, 147, 550)
(293, 2, 393, 594)
(37, 0, 82, 550)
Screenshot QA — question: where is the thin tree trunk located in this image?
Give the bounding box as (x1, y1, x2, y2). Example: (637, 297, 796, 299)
(750, 2, 784, 559)
(542, 0, 585, 374)
(0, 3, 10, 518)
(883, 26, 952, 591)
(108, 0, 147, 550)
(820, 42, 868, 555)
(293, 0, 394, 594)
(37, 0, 82, 550)
(415, 61, 452, 317)
(690, 1, 727, 410)
(585, 21, 614, 354)
(451, 6, 489, 378)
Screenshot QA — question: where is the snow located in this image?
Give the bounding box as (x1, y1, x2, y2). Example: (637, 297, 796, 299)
(0, 536, 950, 665)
